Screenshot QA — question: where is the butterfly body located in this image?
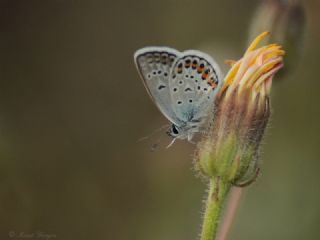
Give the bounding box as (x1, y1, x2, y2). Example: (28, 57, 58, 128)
(134, 47, 222, 142)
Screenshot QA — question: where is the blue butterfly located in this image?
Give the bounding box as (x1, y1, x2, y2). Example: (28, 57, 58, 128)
(134, 47, 222, 145)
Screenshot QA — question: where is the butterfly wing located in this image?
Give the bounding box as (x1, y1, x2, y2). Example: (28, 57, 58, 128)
(134, 47, 183, 126)
(168, 50, 222, 124)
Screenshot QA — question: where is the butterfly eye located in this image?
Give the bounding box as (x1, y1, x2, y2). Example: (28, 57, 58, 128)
(172, 125, 179, 135)
(166, 124, 179, 137)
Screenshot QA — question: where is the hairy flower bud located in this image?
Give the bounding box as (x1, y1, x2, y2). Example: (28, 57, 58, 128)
(196, 32, 285, 186)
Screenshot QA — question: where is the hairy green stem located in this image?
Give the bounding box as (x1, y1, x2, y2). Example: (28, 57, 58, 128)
(200, 177, 231, 240)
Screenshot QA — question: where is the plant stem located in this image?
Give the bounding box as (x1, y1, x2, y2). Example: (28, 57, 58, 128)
(200, 177, 231, 240)
(217, 187, 243, 240)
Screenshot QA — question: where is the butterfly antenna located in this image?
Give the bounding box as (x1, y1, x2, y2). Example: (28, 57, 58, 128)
(166, 138, 177, 148)
(137, 124, 170, 142)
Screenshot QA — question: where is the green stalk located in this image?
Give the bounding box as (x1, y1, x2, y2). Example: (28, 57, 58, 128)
(200, 177, 231, 240)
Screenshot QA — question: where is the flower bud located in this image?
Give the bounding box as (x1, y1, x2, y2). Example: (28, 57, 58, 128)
(196, 32, 285, 186)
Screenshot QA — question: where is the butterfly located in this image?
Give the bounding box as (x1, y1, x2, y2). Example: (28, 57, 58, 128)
(134, 47, 222, 145)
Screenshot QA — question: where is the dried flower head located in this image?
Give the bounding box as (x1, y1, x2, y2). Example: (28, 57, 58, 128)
(196, 32, 285, 186)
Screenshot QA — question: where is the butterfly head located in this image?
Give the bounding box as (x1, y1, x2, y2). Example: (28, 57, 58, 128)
(166, 124, 196, 141)
(166, 124, 181, 138)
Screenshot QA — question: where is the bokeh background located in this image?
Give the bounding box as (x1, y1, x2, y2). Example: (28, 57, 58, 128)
(0, 0, 319, 239)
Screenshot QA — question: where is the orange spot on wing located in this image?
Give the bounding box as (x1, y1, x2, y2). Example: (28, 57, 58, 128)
(197, 65, 205, 73)
(202, 73, 208, 80)
(211, 82, 217, 89)
(207, 79, 217, 89)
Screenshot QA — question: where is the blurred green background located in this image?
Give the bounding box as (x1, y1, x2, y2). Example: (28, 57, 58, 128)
(0, 0, 319, 239)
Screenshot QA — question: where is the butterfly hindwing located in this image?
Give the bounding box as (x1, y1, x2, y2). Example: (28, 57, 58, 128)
(134, 47, 183, 126)
(168, 50, 222, 124)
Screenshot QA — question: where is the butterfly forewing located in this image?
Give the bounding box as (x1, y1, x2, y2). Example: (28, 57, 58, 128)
(134, 47, 184, 126)
(168, 50, 222, 123)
